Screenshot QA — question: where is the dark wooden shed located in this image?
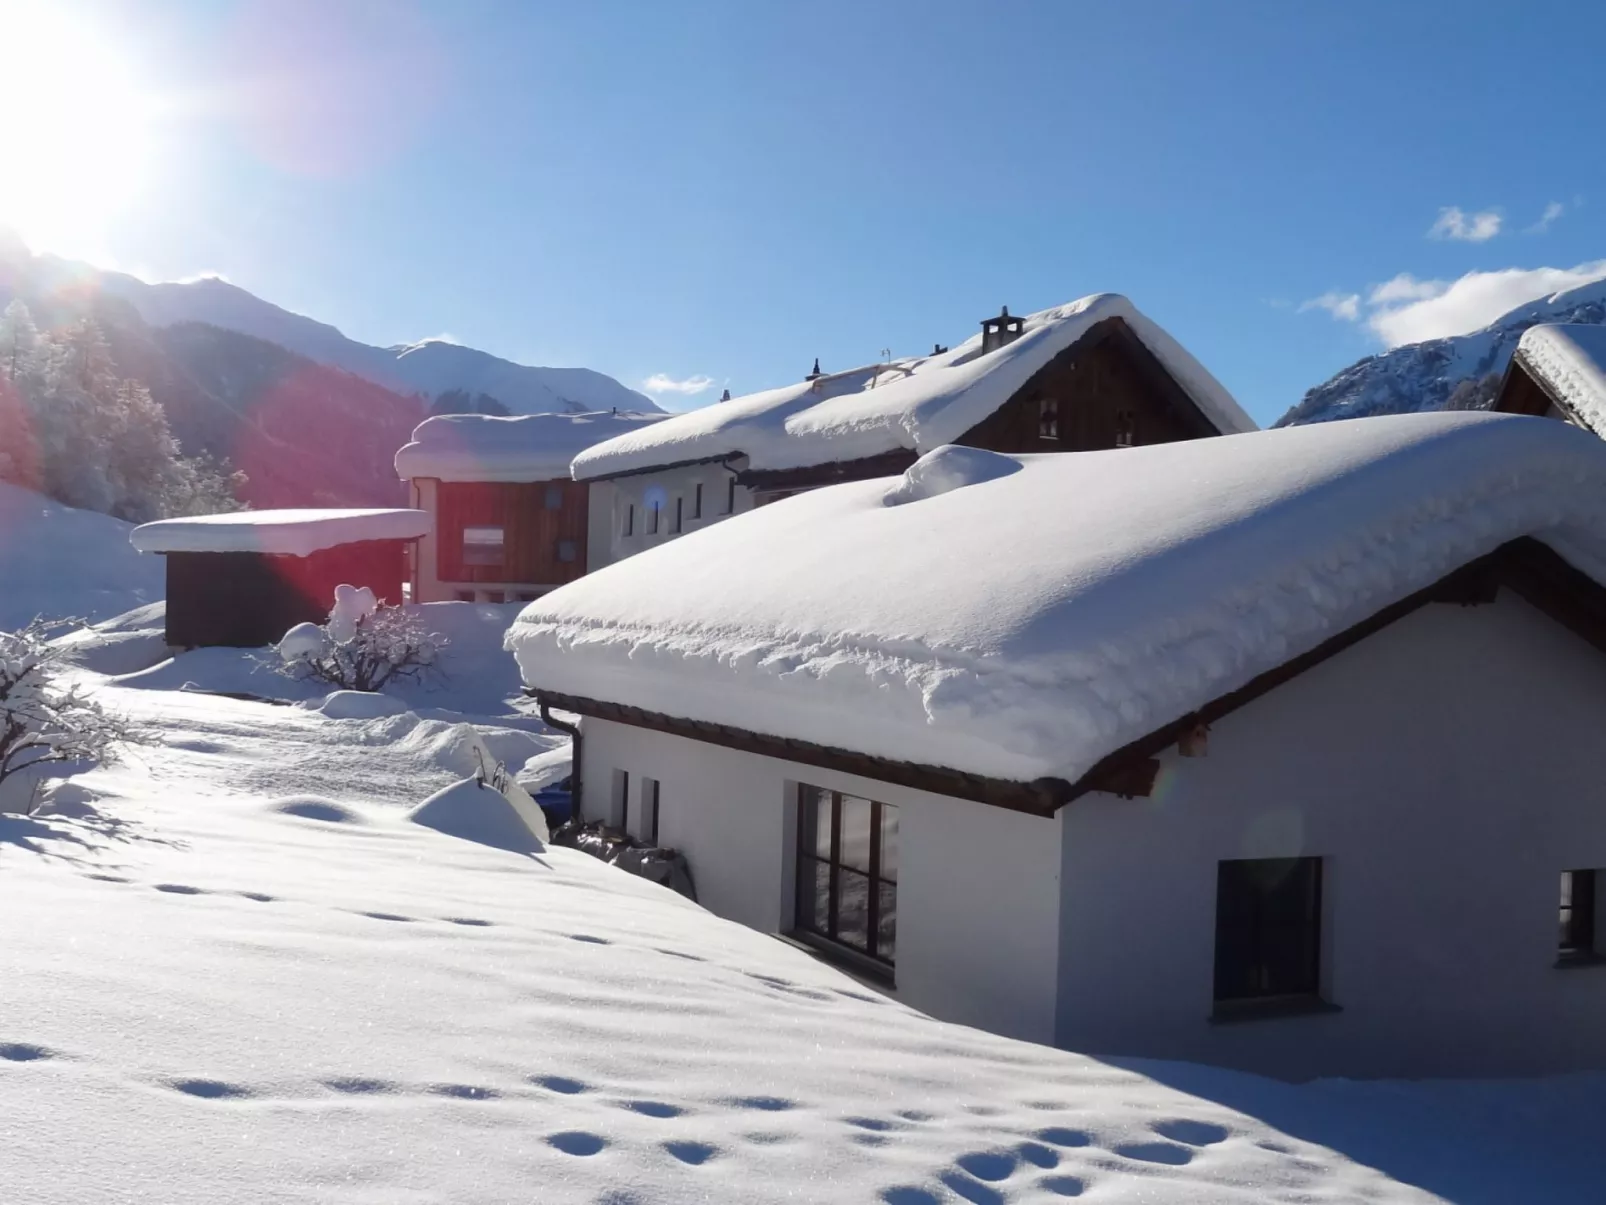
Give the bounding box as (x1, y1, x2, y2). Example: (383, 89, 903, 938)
(131, 509, 431, 649)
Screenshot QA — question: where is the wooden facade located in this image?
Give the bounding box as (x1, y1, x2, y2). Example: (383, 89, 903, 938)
(1494, 352, 1568, 420)
(739, 316, 1222, 493)
(164, 540, 408, 649)
(434, 479, 589, 586)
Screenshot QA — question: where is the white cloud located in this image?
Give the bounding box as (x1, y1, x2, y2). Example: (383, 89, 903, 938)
(1297, 291, 1361, 322)
(641, 372, 715, 396)
(416, 331, 461, 345)
(1367, 260, 1606, 347)
(1427, 206, 1502, 243)
(1367, 273, 1446, 306)
(175, 270, 232, 284)
(1525, 201, 1566, 234)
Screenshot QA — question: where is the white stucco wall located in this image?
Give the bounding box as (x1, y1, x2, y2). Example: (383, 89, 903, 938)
(1057, 590, 1606, 1079)
(578, 718, 1064, 1043)
(584, 465, 756, 570)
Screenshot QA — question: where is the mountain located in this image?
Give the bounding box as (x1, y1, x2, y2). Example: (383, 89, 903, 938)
(1278, 278, 1606, 427)
(83, 266, 658, 416)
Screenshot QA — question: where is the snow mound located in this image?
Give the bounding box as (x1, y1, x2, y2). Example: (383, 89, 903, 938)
(406, 776, 544, 853)
(1517, 324, 1606, 434)
(307, 690, 411, 720)
(130, 508, 430, 557)
(573, 293, 1254, 479)
(268, 796, 367, 824)
(0, 481, 163, 629)
(512, 412, 1606, 786)
(884, 444, 1021, 506)
(395, 411, 667, 483)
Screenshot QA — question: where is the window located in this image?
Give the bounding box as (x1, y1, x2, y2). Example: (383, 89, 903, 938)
(623, 504, 635, 537)
(672, 496, 683, 535)
(453, 590, 475, 602)
(611, 769, 630, 831)
(641, 777, 660, 846)
(462, 525, 504, 568)
(724, 477, 737, 515)
(1560, 870, 1598, 962)
(1115, 407, 1136, 448)
(648, 502, 660, 535)
(1214, 857, 1323, 1006)
(556, 539, 578, 563)
(1038, 397, 1060, 440)
(544, 484, 564, 510)
(795, 785, 897, 968)
(692, 483, 703, 520)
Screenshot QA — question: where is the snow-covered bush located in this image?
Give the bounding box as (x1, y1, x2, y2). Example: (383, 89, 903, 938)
(274, 586, 444, 693)
(0, 619, 144, 807)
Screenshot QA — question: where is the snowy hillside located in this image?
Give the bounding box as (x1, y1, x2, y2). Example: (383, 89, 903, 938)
(0, 481, 162, 628)
(1279, 278, 1606, 427)
(6, 662, 1606, 1203)
(90, 268, 660, 416)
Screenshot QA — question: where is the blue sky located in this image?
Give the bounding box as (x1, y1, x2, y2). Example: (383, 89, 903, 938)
(8, 0, 1606, 425)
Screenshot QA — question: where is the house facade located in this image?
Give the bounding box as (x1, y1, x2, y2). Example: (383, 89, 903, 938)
(395, 411, 663, 603)
(510, 415, 1606, 1078)
(572, 294, 1257, 571)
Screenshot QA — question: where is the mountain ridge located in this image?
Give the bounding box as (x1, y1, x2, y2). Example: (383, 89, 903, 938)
(1278, 277, 1606, 427)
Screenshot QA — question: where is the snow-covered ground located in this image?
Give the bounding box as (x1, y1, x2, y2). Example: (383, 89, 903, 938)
(5, 641, 1606, 1201)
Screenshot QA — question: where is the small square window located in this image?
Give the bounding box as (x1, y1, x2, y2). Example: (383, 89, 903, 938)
(544, 485, 564, 510)
(641, 777, 660, 846)
(462, 525, 504, 567)
(692, 483, 703, 520)
(1038, 397, 1059, 441)
(724, 477, 737, 515)
(1214, 857, 1323, 1005)
(556, 539, 578, 564)
(623, 504, 635, 537)
(1560, 869, 1598, 962)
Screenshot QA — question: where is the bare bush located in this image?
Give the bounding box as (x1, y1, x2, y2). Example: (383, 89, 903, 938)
(274, 587, 443, 693)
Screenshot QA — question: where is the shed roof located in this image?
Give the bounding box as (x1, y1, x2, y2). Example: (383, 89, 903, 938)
(571, 294, 1256, 481)
(510, 413, 1606, 788)
(131, 509, 432, 557)
(394, 410, 666, 484)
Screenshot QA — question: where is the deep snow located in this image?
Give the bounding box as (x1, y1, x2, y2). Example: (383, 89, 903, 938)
(512, 412, 1606, 785)
(396, 410, 668, 483)
(7, 670, 1605, 1203)
(130, 507, 432, 556)
(572, 294, 1255, 480)
(1516, 324, 1606, 434)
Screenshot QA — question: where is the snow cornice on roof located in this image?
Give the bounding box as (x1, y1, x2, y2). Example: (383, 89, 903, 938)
(1514, 324, 1606, 437)
(511, 414, 1606, 789)
(394, 411, 668, 484)
(131, 508, 432, 557)
(571, 294, 1255, 482)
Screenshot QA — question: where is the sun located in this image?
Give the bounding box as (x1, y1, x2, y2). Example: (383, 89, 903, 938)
(0, 2, 157, 258)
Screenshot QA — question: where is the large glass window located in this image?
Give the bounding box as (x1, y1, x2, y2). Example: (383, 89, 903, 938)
(461, 525, 504, 568)
(1560, 869, 1598, 963)
(795, 785, 897, 967)
(1214, 857, 1322, 1004)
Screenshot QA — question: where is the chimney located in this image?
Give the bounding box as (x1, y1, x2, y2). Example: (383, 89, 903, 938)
(806, 357, 823, 381)
(932, 343, 948, 356)
(980, 305, 1025, 354)
(720, 388, 731, 402)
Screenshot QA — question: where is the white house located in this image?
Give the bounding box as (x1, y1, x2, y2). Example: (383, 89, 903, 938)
(509, 413, 1606, 1079)
(571, 293, 1257, 571)
(394, 410, 662, 603)
(1495, 323, 1606, 434)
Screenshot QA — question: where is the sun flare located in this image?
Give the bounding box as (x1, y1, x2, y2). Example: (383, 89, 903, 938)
(0, 2, 157, 257)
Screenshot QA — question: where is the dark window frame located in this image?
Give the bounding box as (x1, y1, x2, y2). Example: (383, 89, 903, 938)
(1560, 869, 1598, 964)
(643, 777, 660, 846)
(1213, 856, 1324, 1010)
(555, 538, 578, 564)
(794, 784, 897, 972)
(692, 483, 703, 520)
(623, 504, 634, 537)
(1037, 396, 1060, 441)
(648, 501, 661, 535)
(672, 496, 683, 535)
(724, 477, 737, 515)
(544, 484, 564, 511)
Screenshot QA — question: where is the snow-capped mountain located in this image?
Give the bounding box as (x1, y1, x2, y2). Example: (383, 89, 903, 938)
(78, 263, 659, 416)
(1278, 278, 1606, 427)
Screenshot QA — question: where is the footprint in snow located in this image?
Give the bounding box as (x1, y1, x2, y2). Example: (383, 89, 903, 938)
(428, 1083, 500, 1100)
(1039, 1174, 1086, 1197)
(323, 1076, 400, 1095)
(1152, 1118, 1230, 1146)
(722, 1094, 795, 1112)
(168, 1077, 254, 1100)
(881, 1189, 942, 1205)
(618, 1099, 683, 1118)
(568, 933, 610, 945)
(238, 891, 276, 903)
(1018, 1141, 1059, 1168)
(359, 911, 415, 923)
(531, 1074, 589, 1095)
(663, 1140, 719, 1166)
(83, 873, 132, 884)
(955, 1150, 1018, 1183)
(655, 947, 706, 962)
(937, 1170, 1006, 1205)
(1113, 1140, 1194, 1166)
(547, 1131, 607, 1157)
(0, 1042, 56, 1062)
(1036, 1127, 1093, 1148)
(154, 883, 205, 895)
(443, 916, 493, 927)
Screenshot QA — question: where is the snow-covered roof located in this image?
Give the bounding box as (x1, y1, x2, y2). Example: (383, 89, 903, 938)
(394, 410, 667, 483)
(571, 294, 1255, 480)
(131, 508, 431, 557)
(510, 413, 1606, 786)
(1516, 324, 1606, 435)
